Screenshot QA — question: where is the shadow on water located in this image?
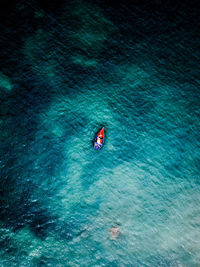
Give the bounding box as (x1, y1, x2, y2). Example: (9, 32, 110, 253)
(0, 164, 56, 239)
(0, 67, 60, 239)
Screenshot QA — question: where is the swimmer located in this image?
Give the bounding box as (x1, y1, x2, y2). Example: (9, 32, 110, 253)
(109, 226, 120, 240)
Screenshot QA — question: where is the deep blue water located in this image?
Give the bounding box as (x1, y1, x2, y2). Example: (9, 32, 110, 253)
(0, 0, 200, 266)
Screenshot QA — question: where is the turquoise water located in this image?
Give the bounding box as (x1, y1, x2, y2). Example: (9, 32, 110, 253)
(0, 1, 200, 266)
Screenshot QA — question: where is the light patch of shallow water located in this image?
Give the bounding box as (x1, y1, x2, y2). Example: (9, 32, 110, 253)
(61, 0, 116, 67)
(0, 72, 12, 91)
(23, 29, 63, 85)
(71, 55, 98, 67)
(39, 87, 117, 138)
(76, 160, 200, 264)
(62, 0, 115, 49)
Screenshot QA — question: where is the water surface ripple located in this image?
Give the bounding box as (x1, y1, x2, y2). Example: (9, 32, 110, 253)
(0, 1, 200, 266)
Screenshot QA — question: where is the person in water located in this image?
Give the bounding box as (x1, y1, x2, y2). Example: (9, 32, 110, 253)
(109, 226, 120, 240)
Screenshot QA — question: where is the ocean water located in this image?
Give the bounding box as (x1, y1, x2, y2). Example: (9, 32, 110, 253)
(0, 0, 200, 266)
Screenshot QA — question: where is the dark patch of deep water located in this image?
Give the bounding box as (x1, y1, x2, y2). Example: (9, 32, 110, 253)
(0, 0, 200, 266)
